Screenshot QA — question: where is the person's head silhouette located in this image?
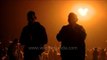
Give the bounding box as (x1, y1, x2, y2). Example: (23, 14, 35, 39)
(27, 11, 37, 25)
(94, 48, 98, 51)
(68, 12, 78, 26)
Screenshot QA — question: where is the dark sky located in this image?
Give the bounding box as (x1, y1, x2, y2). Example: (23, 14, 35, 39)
(0, 0, 107, 48)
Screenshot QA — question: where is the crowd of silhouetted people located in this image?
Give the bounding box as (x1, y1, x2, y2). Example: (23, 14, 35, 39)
(0, 42, 107, 60)
(86, 48, 107, 60)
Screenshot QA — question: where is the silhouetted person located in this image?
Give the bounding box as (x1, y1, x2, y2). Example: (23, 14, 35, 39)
(20, 11, 48, 60)
(7, 38, 18, 60)
(100, 49, 106, 60)
(56, 12, 86, 60)
(93, 48, 98, 60)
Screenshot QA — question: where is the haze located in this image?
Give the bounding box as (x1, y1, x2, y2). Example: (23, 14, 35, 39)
(0, 0, 107, 49)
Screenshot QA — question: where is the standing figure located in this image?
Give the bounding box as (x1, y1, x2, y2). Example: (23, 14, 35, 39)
(56, 12, 86, 60)
(20, 11, 48, 60)
(93, 48, 99, 60)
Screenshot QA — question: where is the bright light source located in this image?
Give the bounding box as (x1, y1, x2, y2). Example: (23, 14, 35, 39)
(70, 4, 95, 21)
(78, 8, 88, 16)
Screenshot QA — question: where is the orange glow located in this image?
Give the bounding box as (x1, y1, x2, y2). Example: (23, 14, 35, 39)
(0, 1, 107, 49)
(70, 3, 95, 21)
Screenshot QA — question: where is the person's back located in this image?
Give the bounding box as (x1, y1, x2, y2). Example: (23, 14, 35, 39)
(20, 11, 48, 60)
(56, 12, 86, 60)
(59, 24, 85, 47)
(21, 22, 47, 47)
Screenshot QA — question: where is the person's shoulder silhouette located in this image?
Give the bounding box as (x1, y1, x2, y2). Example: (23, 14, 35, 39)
(20, 11, 47, 46)
(57, 12, 86, 45)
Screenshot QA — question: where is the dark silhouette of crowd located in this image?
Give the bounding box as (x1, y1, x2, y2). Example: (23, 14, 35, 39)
(86, 48, 107, 60)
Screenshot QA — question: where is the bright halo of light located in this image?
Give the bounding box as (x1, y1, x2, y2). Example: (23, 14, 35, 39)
(69, 3, 95, 21)
(78, 8, 88, 16)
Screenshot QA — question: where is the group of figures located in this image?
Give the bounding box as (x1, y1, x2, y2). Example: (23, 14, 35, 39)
(86, 48, 107, 60)
(1, 43, 107, 60)
(0, 11, 87, 60)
